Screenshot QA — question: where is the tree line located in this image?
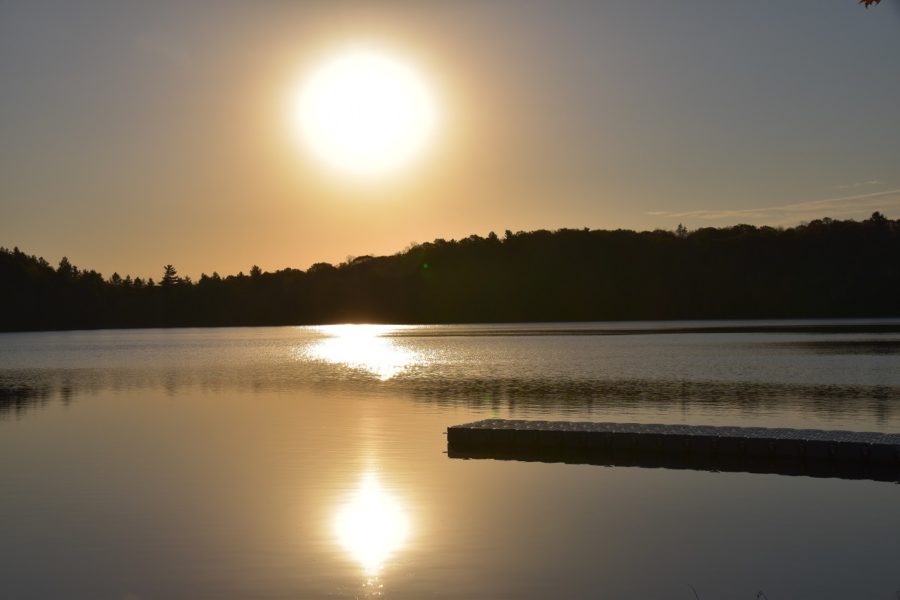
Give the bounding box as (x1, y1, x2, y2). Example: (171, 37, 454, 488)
(1, 213, 899, 332)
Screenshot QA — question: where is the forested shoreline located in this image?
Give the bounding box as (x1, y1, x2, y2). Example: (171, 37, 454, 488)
(2, 214, 899, 332)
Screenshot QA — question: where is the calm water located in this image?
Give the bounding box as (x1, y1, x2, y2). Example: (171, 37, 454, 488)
(2, 321, 900, 599)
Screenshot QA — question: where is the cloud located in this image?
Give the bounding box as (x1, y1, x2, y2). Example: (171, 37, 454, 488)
(648, 188, 900, 225)
(837, 180, 883, 190)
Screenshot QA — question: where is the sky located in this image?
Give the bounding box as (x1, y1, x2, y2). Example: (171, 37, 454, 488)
(1, 0, 899, 280)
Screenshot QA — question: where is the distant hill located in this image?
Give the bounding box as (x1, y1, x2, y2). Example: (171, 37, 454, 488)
(2, 214, 899, 332)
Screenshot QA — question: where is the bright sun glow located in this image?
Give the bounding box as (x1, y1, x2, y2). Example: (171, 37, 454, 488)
(334, 472, 411, 576)
(293, 48, 437, 177)
(306, 324, 421, 380)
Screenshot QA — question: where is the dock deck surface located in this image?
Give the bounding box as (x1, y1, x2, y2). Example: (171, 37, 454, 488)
(447, 419, 900, 481)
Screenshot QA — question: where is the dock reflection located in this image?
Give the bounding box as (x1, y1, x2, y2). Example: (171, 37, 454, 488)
(448, 446, 900, 484)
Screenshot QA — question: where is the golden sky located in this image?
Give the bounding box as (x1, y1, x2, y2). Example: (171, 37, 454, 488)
(1, 1, 899, 280)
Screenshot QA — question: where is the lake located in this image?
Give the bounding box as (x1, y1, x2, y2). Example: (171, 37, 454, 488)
(2, 321, 900, 599)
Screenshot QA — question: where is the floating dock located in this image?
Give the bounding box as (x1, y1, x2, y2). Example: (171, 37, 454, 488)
(447, 419, 900, 482)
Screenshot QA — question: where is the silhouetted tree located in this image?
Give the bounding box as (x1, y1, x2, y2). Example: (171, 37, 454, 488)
(58, 257, 74, 278)
(160, 265, 179, 287)
(2, 215, 899, 331)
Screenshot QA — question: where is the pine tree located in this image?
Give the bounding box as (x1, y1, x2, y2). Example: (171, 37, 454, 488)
(161, 264, 180, 287)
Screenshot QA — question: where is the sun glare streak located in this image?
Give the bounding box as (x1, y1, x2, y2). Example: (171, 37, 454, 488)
(292, 48, 437, 177)
(305, 324, 421, 380)
(334, 472, 411, 576)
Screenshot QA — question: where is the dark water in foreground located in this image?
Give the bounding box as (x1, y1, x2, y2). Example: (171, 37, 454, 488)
(1, 321, 900, 599)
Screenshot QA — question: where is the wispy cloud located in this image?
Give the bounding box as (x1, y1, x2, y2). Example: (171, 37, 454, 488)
(837, 180, 883, 190)
(648, 188, 900, 225)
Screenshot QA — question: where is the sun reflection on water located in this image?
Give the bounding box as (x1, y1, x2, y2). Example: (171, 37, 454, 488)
(306, 324, 421, 380)
(334, 472, 411, 577)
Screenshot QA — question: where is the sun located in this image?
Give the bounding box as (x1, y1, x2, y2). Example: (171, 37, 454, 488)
(292, 48, 438, 177)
